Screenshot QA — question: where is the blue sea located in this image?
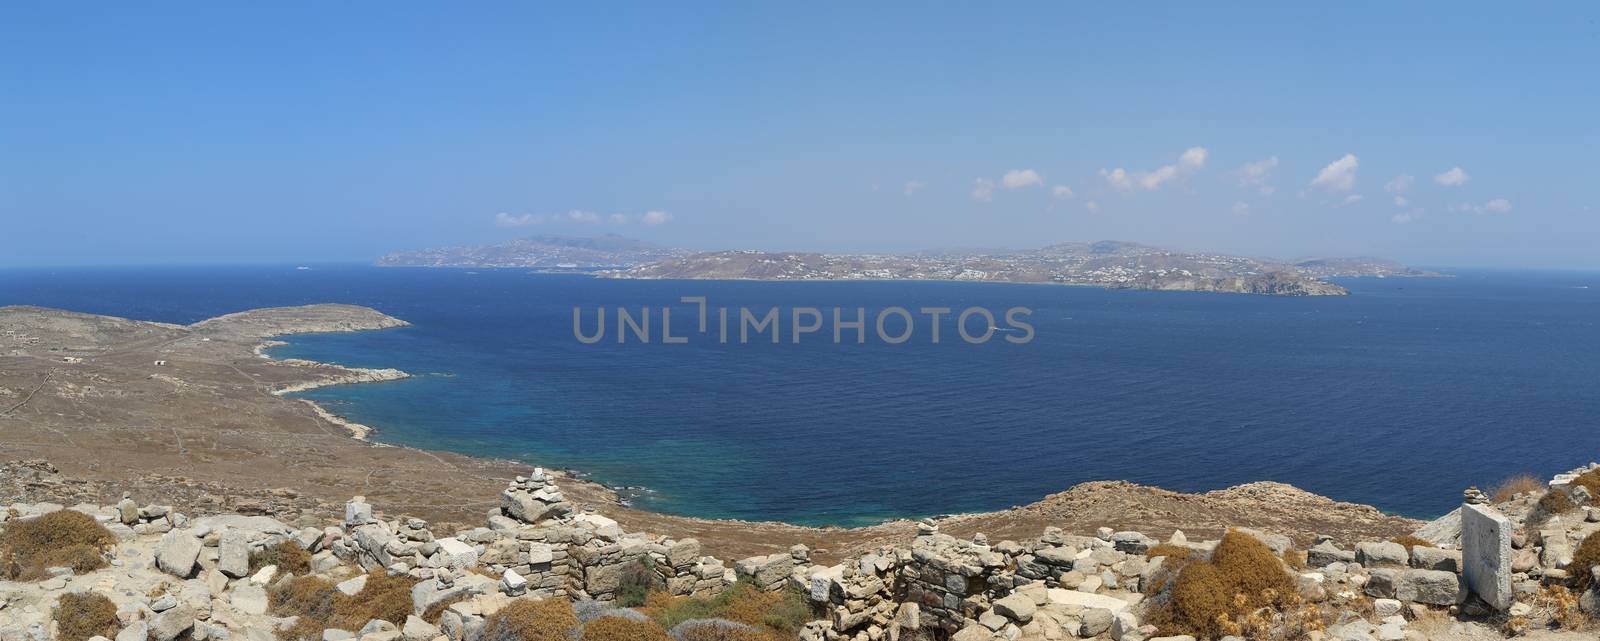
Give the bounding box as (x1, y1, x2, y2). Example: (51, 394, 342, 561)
(3, 266, 1598, 527)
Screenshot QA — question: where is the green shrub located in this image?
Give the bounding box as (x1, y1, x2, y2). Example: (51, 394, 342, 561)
(645, 581, 813, 641)
(616, 558, 662, 608)
(0, 510, 115, 581)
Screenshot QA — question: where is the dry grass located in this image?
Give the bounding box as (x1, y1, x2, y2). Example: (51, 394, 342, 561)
(581, 617, 671, 641)
(1389, 535, 1435, 552)
(480, 598, 580, 641)
(270, 572, 421, 640)
(1490, 475, 1545, 503)
(0, 510, 115, 581)
(251, 540, 311, 576)
(1573, 530, 1600, 591)
(1147, 530, 1307, 640)
(1534, 585, 1591, 630)
(53, 592, 120, 641)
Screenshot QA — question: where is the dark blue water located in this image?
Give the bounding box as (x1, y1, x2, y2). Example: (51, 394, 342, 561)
(4, 266, 1598, 526)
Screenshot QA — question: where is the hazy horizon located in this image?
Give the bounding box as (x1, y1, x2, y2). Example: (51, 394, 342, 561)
(4, 3, 1597, 269)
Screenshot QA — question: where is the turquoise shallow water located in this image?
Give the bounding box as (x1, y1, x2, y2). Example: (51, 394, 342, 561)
(4, 266, 1599, 526)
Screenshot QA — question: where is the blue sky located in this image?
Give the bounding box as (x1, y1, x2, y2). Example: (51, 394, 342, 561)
(2, 3, 1596, 268)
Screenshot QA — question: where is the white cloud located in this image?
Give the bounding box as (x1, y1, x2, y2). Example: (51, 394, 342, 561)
(1237, 156, 1279, 194)
(1100, 168, 1134, 192)
(903, 180, 926, 196)
(1393, 196, 1409, 207)
(1384, 173, 1414, 194)
(1084, 200, 1100, 213)
(1452, 198, 1513, 214)
(971, 178, 995, 202)
(1100, 146, 1208, 193)
(495, 212, 541, 227)
(1309, 154, 1359, 192)
(1001, 169, 1043, 189)
(1231, 201, 1251, 215)
(494, 209, 670, 227)
(1052, 185, 1074, 199)
(1343, 194, 1364, 205)
(1434, 166, 1470, 187)
(1392, 210, 1424, 224)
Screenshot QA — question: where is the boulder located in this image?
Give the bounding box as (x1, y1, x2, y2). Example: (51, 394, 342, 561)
(156, 530, 203, 578)
(1409, 546, 1461, 573)
(230, 583, 269, 615)
(992, 594, 1036, 623)
(218, 528, 250, 579)
(1308, 542, 1356, 567)
(1356, 542, 1409, 567)
(1396, 569, 1464, 606)
(400, 616, 440, 641)
(149, 604, 196, 641)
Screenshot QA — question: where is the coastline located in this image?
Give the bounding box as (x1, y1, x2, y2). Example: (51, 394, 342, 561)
(254, 338, 410, 442)
(0, 302, 1426, 562)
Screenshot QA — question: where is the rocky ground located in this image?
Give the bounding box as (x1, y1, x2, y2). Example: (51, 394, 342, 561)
(0, 305, 1421, 564)
(2, 463, 1598, 641)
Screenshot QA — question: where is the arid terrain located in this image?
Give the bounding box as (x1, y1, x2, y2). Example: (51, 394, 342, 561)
(1, 304, 1420, 563)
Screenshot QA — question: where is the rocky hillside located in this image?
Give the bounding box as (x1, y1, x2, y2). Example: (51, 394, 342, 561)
(4, 461, 1598, 641)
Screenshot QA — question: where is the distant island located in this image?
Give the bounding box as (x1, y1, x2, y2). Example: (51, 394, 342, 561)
(377, 235, 1443, 296)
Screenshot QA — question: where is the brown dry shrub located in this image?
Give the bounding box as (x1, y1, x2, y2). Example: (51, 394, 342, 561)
(480, 598, 579, 641)
(1146, 543, 1195, 561)
(1389, 535, 1435, 552)
(1211, 531, 1296, 606)
(53, 592, 120, 641)
(1536, 585, 1590, 630)
(270, 572, 421, 640)
(1148, 530, 1299, 639)
(1532, 490, 1579, 525)
(0, 510, 115, 581)
(1282, 549, 1307, 571)
(1570, 468, 1600, 500)
(581, 617, 671, 641)
(1573, 530, 1600, 591)
(1491, 475, 1545, 503)
(251, 540, 312, 576)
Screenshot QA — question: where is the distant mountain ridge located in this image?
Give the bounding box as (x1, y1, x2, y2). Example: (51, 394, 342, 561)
(376, 234, 687, 269)
(378, 236, 1440, 296)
